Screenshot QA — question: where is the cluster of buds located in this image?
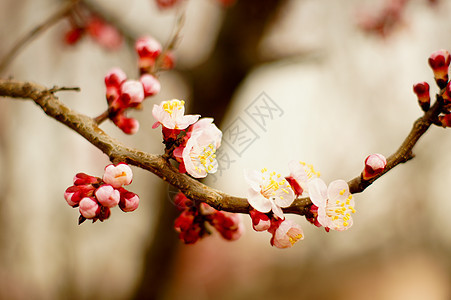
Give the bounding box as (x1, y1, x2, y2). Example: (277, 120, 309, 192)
(64, 12, 122, 51)
(152, 99, 222, 179)
(250, 210, 304, 249)
(414, 49, 451, 126)
(244, 161, 356, 247)
(64, 163, 139, 224)
(173, 192, 243, 244)
(135, 36, 175, 74)
(356, 0, 408, 37)
(104, 67, 160, 134)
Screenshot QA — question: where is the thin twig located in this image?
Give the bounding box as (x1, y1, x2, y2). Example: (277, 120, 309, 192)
(0, 1, 79, 74)
(93, 109, 110, 124)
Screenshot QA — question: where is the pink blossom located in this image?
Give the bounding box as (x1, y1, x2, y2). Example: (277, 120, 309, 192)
(118, 188, 140, 212)
(135, 36, 162, 58)
(135, 36, 162, 71)
(308, 178, 356, 231)
(112, 113, 139, 135)
(362, 153, 387, 180)
(182, 119, 222, 178)
(413, 82, 430, 111)
(103, 163, 133, 188)
(428, 49, 451, 88)
(270, 219, 304, 249)
(64, 185, 95, 207)
(104, 68, 127, 104)
(73, 173, 100, 186)
(119, 80, 145, 108)
(152, 99, 200, 129)
(286, 160, 321, 196)
(249, 209, 271, 232)
(79, 197, 100, 219)
(95, 184, 120, 208)
(140, 74, 161, 97)
(244, 168, 295, 219)
(105, 67, 127, 87)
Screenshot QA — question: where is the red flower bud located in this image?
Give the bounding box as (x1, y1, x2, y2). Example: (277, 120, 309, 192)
(362, 153, 387, 180)
(413, 82, 430, 111)
(439, 114, 451, 127)
(428, 49, 450, 88)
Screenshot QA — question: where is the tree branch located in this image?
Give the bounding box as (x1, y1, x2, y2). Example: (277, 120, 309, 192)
(0, 79, 443, 216)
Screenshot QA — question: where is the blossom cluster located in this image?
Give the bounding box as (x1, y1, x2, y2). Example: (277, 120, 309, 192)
(173, 192, 243, 244)
(102, 36, 172, 134)
(64, 12, 122, 51)
(64, 163, 139, 224)
(152, 99, 222, 179)
(414, 49, 451, 127)
(244, 156, 385, 248)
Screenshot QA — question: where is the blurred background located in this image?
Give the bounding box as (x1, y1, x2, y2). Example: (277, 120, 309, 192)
(0, 0, 451, 299)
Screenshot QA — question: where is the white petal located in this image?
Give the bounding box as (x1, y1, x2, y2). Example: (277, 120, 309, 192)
(271, 202, 285, 219)
(327, 179, 349, 203)
(273, 186, 295, 208)
(243, 169, 261, 192)
(308, 178, 327, 208)
(247, 189, 271, 213)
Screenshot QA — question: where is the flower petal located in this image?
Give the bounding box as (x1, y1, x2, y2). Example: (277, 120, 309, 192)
(247, 189, 271, 213)
(308, 178, 327, 208)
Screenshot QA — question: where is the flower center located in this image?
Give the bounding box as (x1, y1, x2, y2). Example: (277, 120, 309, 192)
(289, 234, 303, 245)
(260, 169, 290, 199)
(163, 100, 185, 115)
(193, 143, 217, 174)
(299, 161, 321, 179)
(327, 192, 356, 228)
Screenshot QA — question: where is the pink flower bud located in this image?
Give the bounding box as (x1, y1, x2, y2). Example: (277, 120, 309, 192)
(64, 185, 96, 207)
(73, 173, 100, 186)
(95, 184, 120, 208)
(413, 82, 430, 111)
(112, 113, 140, 135)
(105, 68, 127, 87)
(135, 36, 162, 59)
(249, 210, 271, 232)
(79, 197, 100, 219)
(270, 219, 304, 249)
(118, 188, 140, 212)
(119, 80, 145, 107)
(161, 51, 175, 70)
(103, 163, 133, 188)
(140, 74, 161, 97)
(362, 153, 387, 180)
(428, 49, 450, 88)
